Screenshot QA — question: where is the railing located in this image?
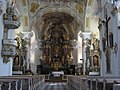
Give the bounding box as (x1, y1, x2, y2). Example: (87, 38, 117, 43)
(67, 76, 120, 90)
(0, 75, 45, 90)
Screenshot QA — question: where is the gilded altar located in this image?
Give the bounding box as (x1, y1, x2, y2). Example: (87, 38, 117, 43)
(40, 24, 73, 71)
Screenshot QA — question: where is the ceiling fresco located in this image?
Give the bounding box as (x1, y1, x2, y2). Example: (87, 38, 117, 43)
(28, 0, 87, 38)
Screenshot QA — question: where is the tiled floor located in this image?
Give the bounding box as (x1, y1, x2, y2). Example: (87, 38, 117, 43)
(40, 82, 73, 90)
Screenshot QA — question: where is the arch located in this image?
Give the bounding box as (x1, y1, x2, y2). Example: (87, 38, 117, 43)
(33, 12, 82, 40)
(33, 6, 84, 30)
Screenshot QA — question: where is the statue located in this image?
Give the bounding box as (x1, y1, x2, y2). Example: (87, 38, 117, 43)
(13, 56, 20, 71)
(106, 49, 111, 73)
(92, 33, 99, 50)
(93, 55, 99, 67)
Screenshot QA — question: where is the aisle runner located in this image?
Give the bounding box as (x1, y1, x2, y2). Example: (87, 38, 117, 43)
(40, 83, 71, 90)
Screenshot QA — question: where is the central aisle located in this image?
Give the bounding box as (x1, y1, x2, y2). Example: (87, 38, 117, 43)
(40, 82, 72, 90)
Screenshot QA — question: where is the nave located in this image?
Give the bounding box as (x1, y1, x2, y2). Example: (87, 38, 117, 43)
(40, 82, 72, 90)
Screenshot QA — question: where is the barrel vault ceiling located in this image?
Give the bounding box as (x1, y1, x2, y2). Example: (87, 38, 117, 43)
(16, 0, 87, 40)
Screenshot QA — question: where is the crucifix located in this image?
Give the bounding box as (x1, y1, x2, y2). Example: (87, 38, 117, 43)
(102, 15, 111, 46)
(102, 15, 111, 73)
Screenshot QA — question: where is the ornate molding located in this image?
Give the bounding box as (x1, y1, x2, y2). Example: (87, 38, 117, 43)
(3, 20, 20, 29)
(2, 39, 17, 46)
(3, 6, 20, 29)
(111, 7, 119, 15)
(1, 39, 17, 57)
(80, 32, 92, 39)
(30, 2, 39, 13)
(111, 1, 120, 15)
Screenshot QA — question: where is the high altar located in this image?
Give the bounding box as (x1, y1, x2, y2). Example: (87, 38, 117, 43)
(39, 15, 74, 74)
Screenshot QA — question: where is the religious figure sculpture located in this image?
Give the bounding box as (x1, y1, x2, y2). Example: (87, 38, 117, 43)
(13, 56, 20, 71)
(109, 32, 113, 48)
(92, 33, 99, 50)
(93, 55, 99, 67)
(105, 48, 111, 73)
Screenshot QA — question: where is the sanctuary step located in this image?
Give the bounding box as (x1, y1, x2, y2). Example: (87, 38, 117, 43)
(45, 76, 67, 82)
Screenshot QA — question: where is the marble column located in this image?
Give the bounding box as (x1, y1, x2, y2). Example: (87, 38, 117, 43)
(80, 32, 92, 75)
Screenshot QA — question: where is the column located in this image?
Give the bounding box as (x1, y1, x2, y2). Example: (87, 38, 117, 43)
(80, 32, 92, 75)
(0, 0, 12, 76)
(0, 0, 20, 76)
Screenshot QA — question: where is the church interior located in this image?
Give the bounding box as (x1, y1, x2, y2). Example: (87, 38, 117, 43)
(0, 0, 120, 90)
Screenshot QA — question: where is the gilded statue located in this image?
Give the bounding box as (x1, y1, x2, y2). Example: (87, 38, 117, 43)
(92, 32, 99, 50)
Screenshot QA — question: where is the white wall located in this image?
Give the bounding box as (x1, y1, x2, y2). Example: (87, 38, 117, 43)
(77, 33, 82, 63)
(100, 0, 120, 76)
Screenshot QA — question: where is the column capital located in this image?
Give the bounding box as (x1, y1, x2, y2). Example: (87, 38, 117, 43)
(79, 32, 92, 39)
(18, 32, 33, 39)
